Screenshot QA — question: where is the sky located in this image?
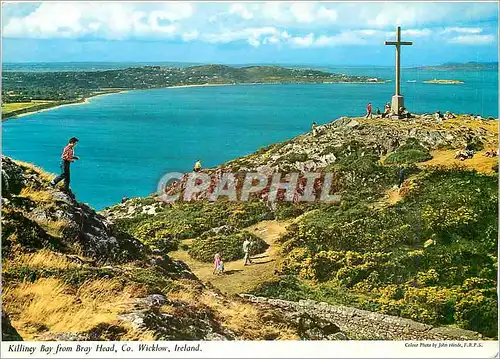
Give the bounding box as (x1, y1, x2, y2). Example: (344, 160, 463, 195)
(1, 1, 498, 66)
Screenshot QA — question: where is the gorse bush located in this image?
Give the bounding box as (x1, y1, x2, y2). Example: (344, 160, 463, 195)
(384, 149, 432, 165)
(384, 138, 432, 165)
(115, 201, 273, 253)
(188, 230, 269, 262)
(275, 167, 498, 337)
(385, 138, 432, 165)
(133, 221, 179, 254)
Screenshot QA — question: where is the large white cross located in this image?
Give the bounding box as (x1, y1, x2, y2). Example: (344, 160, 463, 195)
(385, 26, 413, 97)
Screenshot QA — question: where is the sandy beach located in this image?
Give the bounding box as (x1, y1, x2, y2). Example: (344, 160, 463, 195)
(167, 83, 236, 89)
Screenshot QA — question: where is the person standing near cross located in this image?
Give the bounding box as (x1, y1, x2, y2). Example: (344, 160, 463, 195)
(385, 26, 413, 115)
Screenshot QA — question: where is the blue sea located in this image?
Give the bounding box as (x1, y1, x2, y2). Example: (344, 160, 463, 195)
(2, 65, 498, 209)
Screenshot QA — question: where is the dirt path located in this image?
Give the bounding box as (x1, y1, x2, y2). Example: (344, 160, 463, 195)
(169, 220, 291, 295)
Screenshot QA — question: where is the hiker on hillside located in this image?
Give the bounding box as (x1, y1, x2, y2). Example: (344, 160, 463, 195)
(397, 166, 405, 188)
(213, 253, 222, 275)
(365, 102, 373, 119)
(484, 149, 498, 158)
(243, 238, 252, 266)
(382, 103, 391, 118)
(311, 122, 318, 136)
(193, 159, 202, 172)
(376, 107, 381, 117)
(50, 137, 79, 194)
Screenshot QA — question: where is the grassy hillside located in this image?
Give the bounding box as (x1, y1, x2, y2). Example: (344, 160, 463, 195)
(107, 114, 498, 338)
(1, 157, 349, 341)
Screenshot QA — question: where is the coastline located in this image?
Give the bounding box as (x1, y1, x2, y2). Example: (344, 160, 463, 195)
(2, 80, 387, 120)
(2, 90, 129, 121)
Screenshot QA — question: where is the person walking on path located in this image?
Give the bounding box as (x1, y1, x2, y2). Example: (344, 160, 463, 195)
(243, 238, 252, 266)
(193, 159, 202, 172)
(50, 137, 79, 193)
(398, 166, 406, 188)
(213, 253, 222, 275)
(365, 103, 373, 119)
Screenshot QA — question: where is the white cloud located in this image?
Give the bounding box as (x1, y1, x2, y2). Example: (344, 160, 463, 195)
(448, 34, 495, 45)
(228, 3, 253, 20)
(403, 29, 432, 37)
(289, 33, 315, 46)
(2, 2, 194, 40)
(441, 27, 483, 34)
(226, 2, 337, 25)
(202, 26, 278, 45)
(1, 1, 497, 51)
(288, 30, 371, 48)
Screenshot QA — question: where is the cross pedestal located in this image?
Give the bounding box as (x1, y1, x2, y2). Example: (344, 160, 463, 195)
(391, 95, 404, 115)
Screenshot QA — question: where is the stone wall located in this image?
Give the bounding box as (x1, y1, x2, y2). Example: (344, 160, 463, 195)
(240, 294, 485, 340)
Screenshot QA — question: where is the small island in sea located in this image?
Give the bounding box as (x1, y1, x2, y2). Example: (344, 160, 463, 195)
(1, 64, 386, 120)
(423, 79, 465, 84)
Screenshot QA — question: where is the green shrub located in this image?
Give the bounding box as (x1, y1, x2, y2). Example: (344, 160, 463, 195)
(188, 230, 268, 262)
(281, 152, 308, 163)
(385, 149, 432, 165)
(274, 167, 498, 337)
(397, 138, 428, 152)
(116, 201, 273, 245)
(134, 221, 179, 253)
(454, 288, 498, 337)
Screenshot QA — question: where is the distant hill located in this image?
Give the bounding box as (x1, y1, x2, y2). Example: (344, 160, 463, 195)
(415, 62, 498, 71)
(2, 64, 384, 104)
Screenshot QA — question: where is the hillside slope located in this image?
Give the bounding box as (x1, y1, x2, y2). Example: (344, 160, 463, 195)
(106, 114, 498, 339)
(1, 157, 356, 341)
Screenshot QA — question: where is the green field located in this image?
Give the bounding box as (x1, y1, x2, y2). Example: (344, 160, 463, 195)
(1, 101, 55, 117)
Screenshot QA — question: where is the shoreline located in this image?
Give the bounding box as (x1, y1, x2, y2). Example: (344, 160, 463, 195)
(2, 90, 129, 121)
(2, 80, 388, 120)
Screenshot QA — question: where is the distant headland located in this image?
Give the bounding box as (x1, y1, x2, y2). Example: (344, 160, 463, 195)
(414, 61, 498, 71)
(1, 65, 386, 120)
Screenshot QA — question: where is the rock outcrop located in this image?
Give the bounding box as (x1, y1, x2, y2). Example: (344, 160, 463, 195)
(2, 311, 23, 341)
(240, 295, 486, 340)
(2, 156, 145, 264)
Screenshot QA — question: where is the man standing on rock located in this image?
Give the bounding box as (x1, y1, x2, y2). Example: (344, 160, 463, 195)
(365, 102, 373, 119)
(50, 137, 79, 194)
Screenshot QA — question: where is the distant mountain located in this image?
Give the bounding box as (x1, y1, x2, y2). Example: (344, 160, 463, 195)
(415, 62, 498, 71)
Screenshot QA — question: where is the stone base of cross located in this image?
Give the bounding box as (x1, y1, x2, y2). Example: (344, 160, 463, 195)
(391, 95, 404, 115)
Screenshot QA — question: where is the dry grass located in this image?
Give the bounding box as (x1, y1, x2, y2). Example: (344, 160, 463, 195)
(167, 282, 299, 340)
(3, 277, 146, 340)
(419, 150, 498, 174)
(441, 117, 498, 133)
(36, 219, 71, 238)
(14, 160, 55, 182)
(3, 249, 78, 271)
(361, 115, 498, 135)
(20, 187, 54, 203)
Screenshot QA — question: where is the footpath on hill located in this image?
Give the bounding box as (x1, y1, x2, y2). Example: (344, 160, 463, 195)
(169, 220, 292, 295)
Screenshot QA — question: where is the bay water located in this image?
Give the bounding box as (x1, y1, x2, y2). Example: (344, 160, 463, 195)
(2, 66, 497, 209)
